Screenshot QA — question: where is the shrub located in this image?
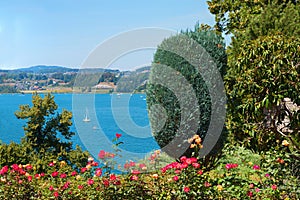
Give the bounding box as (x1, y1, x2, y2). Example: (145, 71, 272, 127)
(0, 134, 299, 199)
(0, 93, 89, 172)
(146, 24, 227, 160)
(225, 35, 300, 155)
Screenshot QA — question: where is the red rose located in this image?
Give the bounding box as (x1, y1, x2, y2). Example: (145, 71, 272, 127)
(60, 173, 67, 179)
(180, 156, 187, 163)
(183, 187, 190, 193)
(192, 163, 200, 169)
(103, 179, 110, 187)
(71, 171, 77, 176)
(78, 185, 84, 190)
(109, 174, 117, 181)
(131, 170, 140, 175)
(81, 167, 87, 173)
(129, 161, 136, 167)
(95, 168, 102, 177)
(51, 171, 59, 177)
(0, 166, 8, 175)
(87, 179, 94, 185)
(271, 185, 277, 190)
(53, 191, 59, 198)
(247, 191, 253, 197)
(253, 165, 260, 170)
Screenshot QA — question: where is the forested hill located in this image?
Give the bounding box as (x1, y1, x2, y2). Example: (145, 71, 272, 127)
(0, 65, 150, 93)
(13, 65, 79, 74)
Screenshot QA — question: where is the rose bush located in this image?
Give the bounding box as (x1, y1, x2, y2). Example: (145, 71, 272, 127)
(0, 134, 298, 199)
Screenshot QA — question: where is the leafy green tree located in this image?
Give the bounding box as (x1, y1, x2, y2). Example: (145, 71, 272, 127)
(207, 0, 299, 36)
(1, 93, 90, 171)
(146, 24, 227, 161)
(225, 35, 300, 154)
(207, 1, 300, 173)
(208, 0, 300, 60)
(15, 93, 74, 157)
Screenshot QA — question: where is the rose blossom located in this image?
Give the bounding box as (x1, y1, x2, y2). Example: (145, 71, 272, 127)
(183, 187, 190, 193)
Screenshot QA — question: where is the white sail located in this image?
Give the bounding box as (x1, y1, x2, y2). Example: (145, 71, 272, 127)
(83, 108, 91, 122)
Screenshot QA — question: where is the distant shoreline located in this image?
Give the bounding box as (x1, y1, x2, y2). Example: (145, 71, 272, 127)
(0, 89, 146, 95)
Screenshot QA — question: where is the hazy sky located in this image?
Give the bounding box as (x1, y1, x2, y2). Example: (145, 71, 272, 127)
(0, 0, 222, 70)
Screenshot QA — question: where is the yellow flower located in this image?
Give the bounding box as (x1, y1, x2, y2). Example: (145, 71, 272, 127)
(195, 138, 201, 145)
(60, 161, 67, 168)
(248, 162, 253, 166)
(282, 140, 289, 147)
(76, 175, 81, 180)
(190, 144, 196, 148)
(217, 184, 223, 191)
(193, 134, 200, 140)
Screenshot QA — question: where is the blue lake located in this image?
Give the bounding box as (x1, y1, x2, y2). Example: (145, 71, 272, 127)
(0, 93, 159, 163)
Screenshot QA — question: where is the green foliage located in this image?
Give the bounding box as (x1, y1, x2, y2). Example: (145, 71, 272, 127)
(210, 145, 299, 199)
(0, 140, 88, 174)
(225, 35, 300, 153)
(9, 93, 89, 171)
(0, 142, 30, 166)
(15, 93, 74, 155)
(0, 145, 298, 199)
(207, 0, 300, 36)
(146, 24, 227, 159)
(243, 2, 300, 40)
(208, 0, 300, 169)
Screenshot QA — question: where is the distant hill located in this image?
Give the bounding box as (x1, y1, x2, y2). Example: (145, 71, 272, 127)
(0, 69, 9, 73)
(79, 68, 120, 73)
(11, 65, 79, 74)
(0, 65, 123, 74)
(0, 64, 152, 93)
(0, 65, 150, 74)
(135, 66, 151, 73)
(115, 66, 151, 93)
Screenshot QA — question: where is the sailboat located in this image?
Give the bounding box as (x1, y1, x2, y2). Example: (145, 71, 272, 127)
(83, 108, 91, 122)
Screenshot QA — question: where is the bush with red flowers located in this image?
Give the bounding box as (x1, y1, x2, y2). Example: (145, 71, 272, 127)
(0, 134, 299, 199)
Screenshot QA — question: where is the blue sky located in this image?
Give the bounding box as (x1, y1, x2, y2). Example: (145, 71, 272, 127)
(0, 0, 221, 70)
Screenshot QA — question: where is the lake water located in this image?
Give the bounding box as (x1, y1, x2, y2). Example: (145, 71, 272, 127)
(0, 93, 159, 163)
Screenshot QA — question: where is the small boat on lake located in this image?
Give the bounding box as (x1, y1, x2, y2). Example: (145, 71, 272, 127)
(83, 109, 91, 122)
